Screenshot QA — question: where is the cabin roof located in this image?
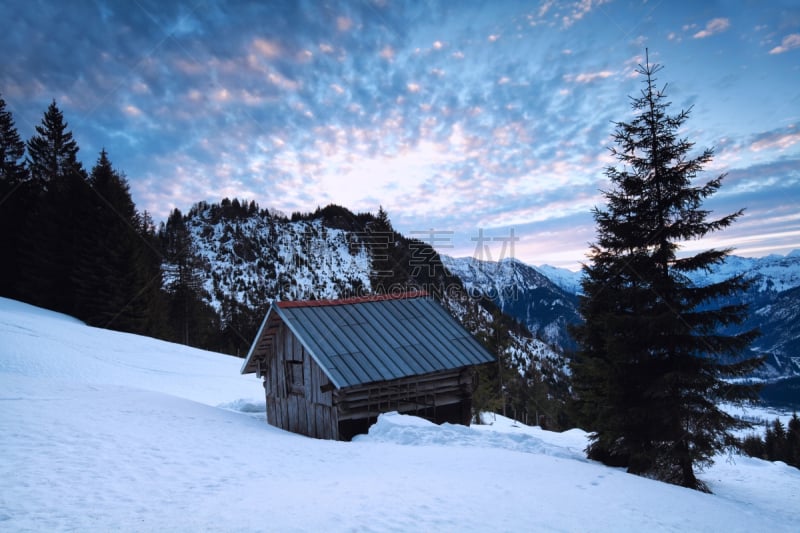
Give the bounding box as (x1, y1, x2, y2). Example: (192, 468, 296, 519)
(241, 291, 495, 389)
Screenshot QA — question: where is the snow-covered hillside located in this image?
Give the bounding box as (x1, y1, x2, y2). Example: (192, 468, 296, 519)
(180, 204, 372, 311)
(2, 297, 798, 532)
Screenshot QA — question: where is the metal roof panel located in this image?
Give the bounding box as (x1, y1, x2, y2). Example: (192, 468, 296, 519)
(243, 293, 495, 388)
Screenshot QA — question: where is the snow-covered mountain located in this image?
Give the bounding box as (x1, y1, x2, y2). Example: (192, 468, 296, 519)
(2, 296, 799, 531)
(443, 251, 800, 380)
(533, 263, 584, 294)
(687, 250, 800, 293)
(181, 203, 373, 312)
(745, 284, 800, 378)
(526, 250, 800, 295)
(441, 256, 580, 350)
(677, 252, 800, 379)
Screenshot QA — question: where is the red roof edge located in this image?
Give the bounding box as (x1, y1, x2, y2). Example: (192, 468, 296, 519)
(276, 290, 429, 309)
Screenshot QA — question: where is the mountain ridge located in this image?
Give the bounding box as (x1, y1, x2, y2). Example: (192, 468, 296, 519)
(442, 251, 800, 381)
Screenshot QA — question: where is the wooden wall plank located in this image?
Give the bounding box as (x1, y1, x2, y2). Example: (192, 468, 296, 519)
(330, 402, 339, 441)
(313, 404, 324, 439)
(283, 399, 289, 430)
(266, 396, 275, 425)
(301, 401, 315, 437)
(288, 395, 297, 433)
(303, 345, 312, 400)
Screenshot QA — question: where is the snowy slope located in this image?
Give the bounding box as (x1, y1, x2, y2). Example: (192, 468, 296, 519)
(2, 297, 799, 532)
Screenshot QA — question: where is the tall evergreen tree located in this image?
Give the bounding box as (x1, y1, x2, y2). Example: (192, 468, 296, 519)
(569, 53, 763, 492)
(787, 413, 800, 468)
(26, 100, 82, 190)
(19, 100, 91, 314)
(0, 95, 31, 299)
(73, 150, 158, 333)
(0, 95, 27, 184)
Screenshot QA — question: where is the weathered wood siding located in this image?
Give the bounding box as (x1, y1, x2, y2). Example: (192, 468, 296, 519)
(335, 367, 475, 424)
(262, 319, 477, 441)
(263, 322, 338, 440)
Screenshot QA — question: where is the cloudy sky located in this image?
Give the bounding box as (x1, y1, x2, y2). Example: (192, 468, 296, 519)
(3, 0, 799, 269)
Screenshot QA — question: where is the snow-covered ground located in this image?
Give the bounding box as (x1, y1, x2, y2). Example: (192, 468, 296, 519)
(1, 297, 798, 532)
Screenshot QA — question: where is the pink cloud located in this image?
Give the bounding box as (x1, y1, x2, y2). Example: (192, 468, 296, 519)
(750, 131, 800, 152)
(336, 17, 352, 32)
(769, 33, 800, 54)
(693, 18, 730, 39)
(564, 70, 615, 84)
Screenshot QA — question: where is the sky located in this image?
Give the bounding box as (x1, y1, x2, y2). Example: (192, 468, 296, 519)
(2, 0, 799, 270)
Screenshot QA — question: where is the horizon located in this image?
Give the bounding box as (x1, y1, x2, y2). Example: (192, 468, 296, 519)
(3, 0, 799, 270)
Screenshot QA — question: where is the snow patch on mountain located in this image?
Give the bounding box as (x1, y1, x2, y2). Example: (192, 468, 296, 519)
(533, 264, 584, 293)
(685, 251, 800, 293)
(441, 255, 580, 350)
(182, 206, 372, 311)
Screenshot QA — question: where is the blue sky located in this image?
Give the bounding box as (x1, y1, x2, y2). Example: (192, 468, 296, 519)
(2, 0, 799, 270)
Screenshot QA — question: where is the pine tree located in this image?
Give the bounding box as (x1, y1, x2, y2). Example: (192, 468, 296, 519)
(0, 95, 31, 299)
(569, 52, 763, 492)
(0, 95, 27, 184)
(26, 100, 82, 190)
(19, 101, 91, 314)
(73, 150, 156, 333)
(765, 419, 787, 461)
(787, 413, 800, 468)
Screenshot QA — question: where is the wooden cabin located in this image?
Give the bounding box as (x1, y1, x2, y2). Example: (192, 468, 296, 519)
(240, 291, 495, 440)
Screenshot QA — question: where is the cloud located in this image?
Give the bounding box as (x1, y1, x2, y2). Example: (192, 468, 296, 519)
(749, 126, 800, 152)
(769, 33, 800, 54)
(336, 16, 353, 32)
(561, 0, 611, 28)
(4, 0, 796, 268)
(564, 70, 615, 83)
(380, 45, 395, 61)
(251, 38, 281, 58)
(693, 18, 730, 39)
(122, 104, 142, 117)
(520, 0, 609, 30)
